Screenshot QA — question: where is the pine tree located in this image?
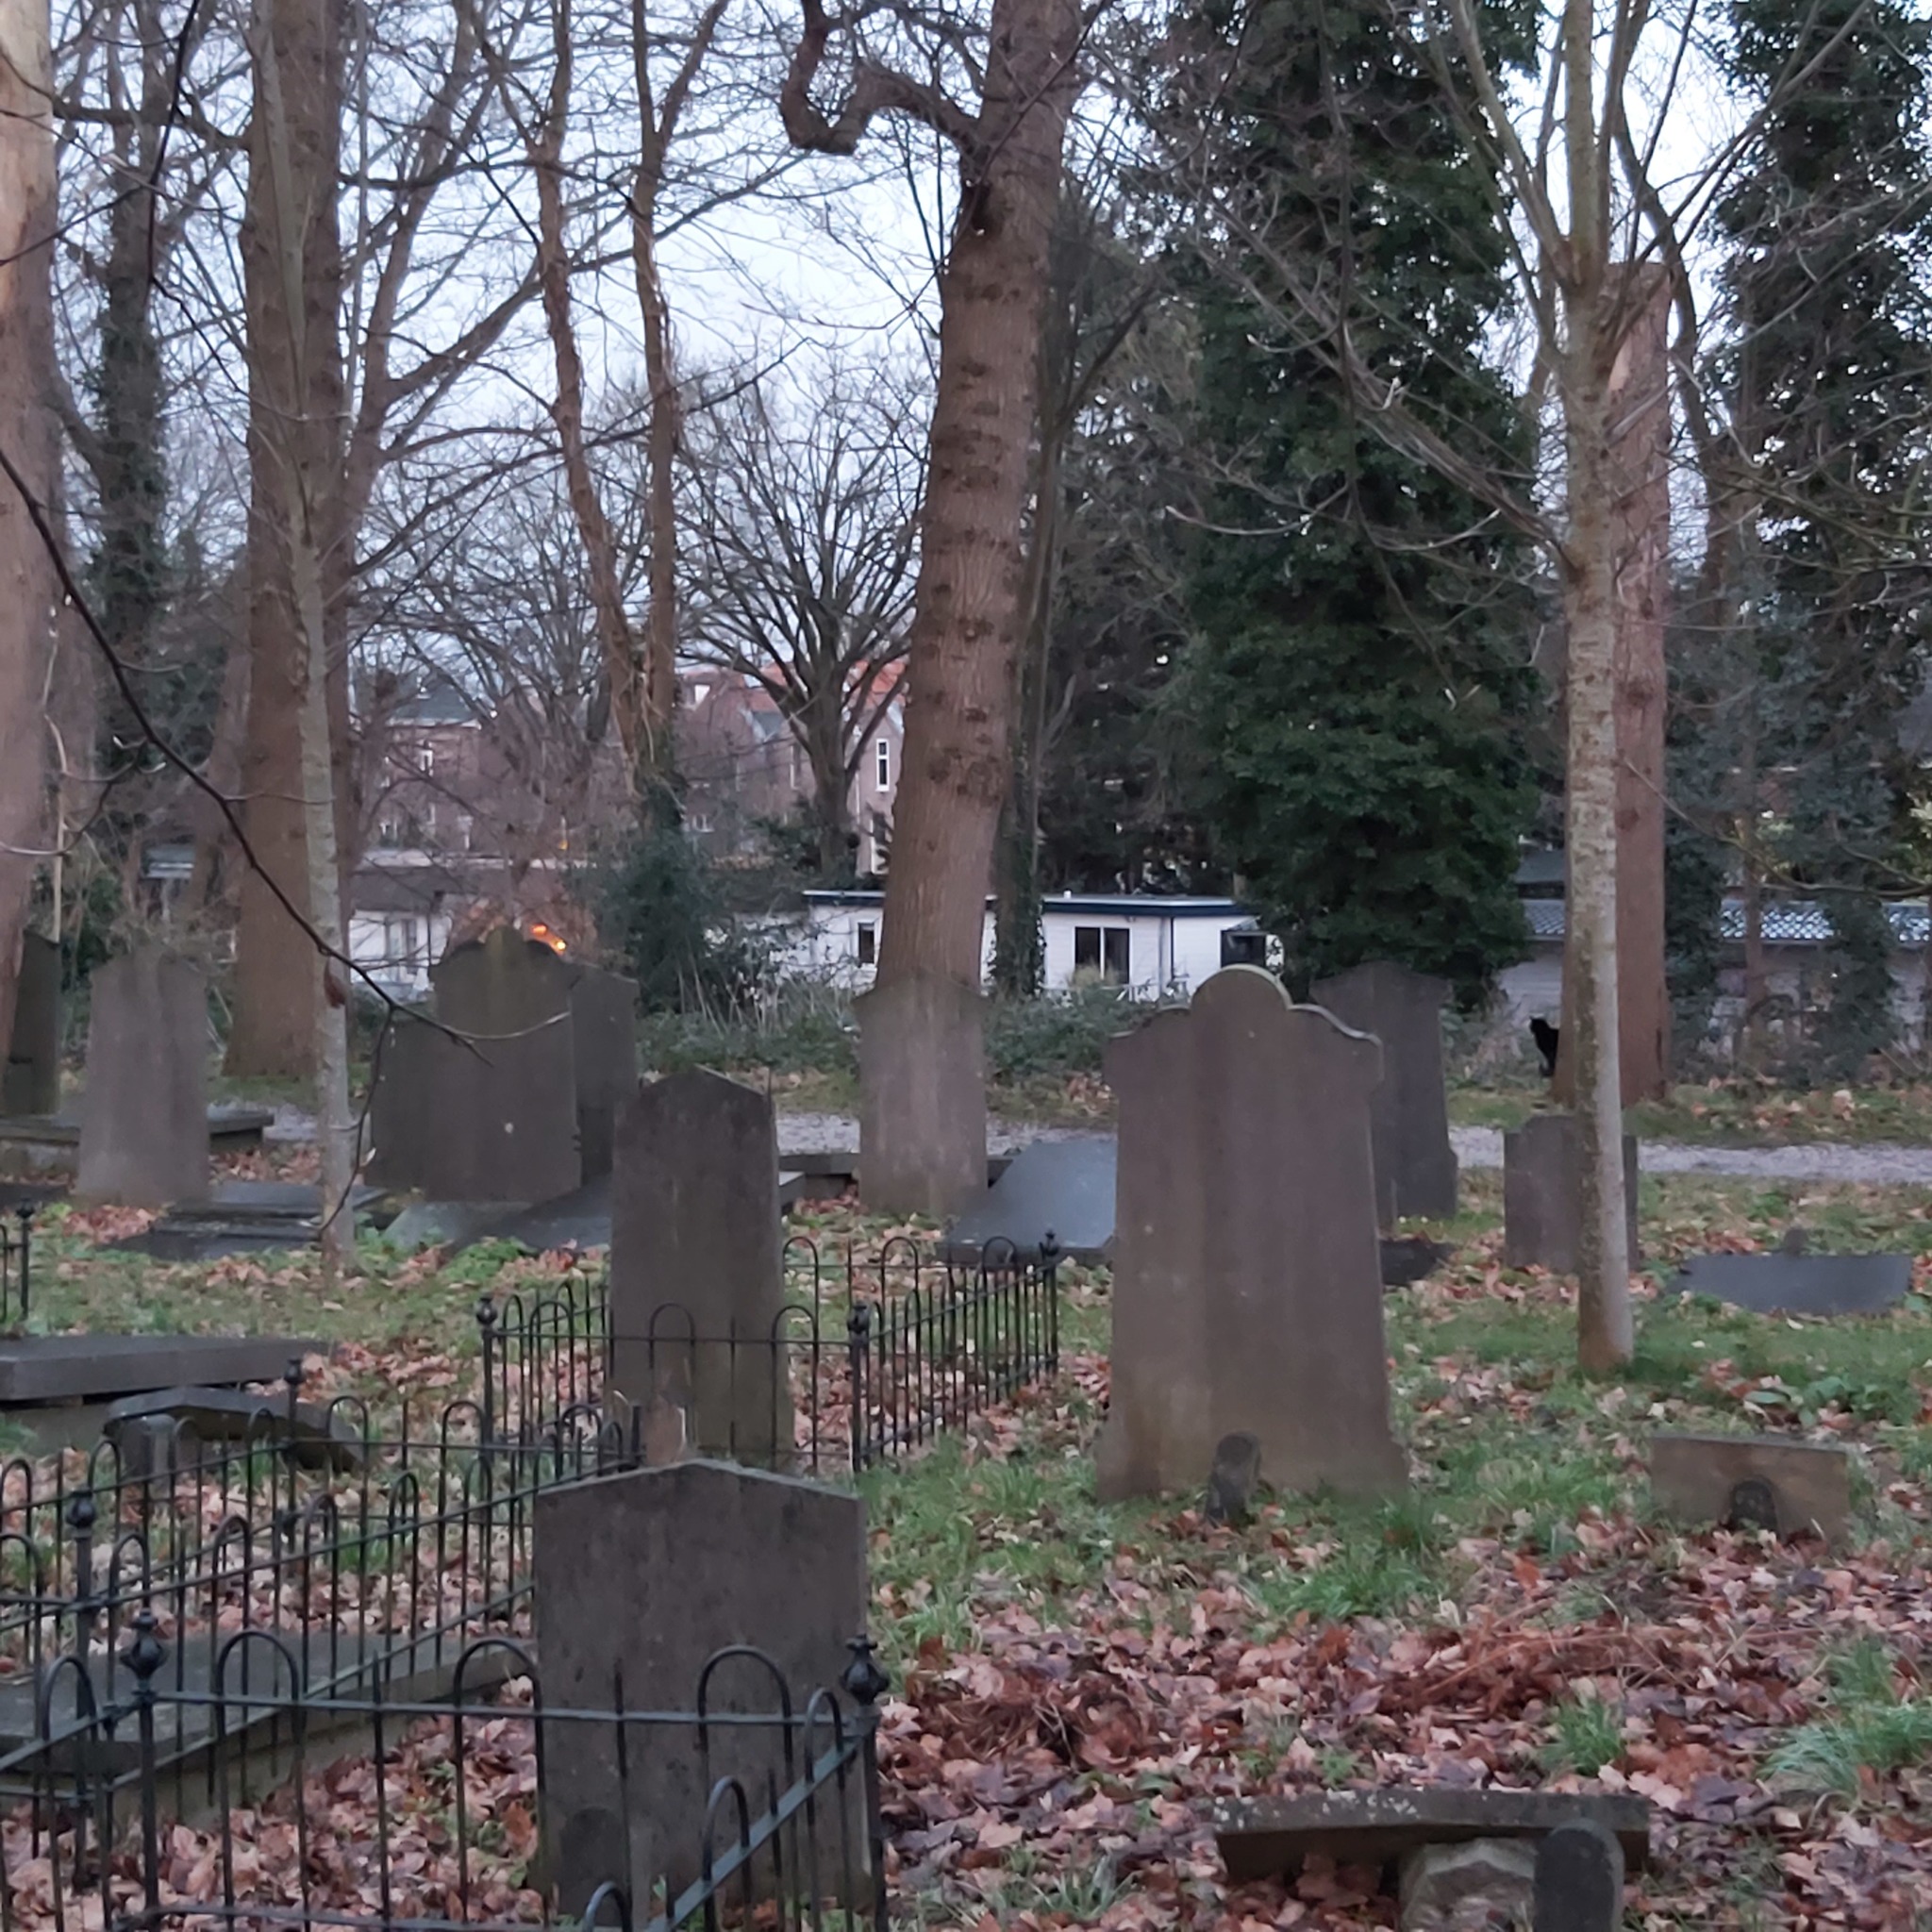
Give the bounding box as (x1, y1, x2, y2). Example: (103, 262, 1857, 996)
(1175, 0, 1538, 1002)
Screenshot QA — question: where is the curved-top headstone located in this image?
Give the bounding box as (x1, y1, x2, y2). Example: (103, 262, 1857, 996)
(75, 947, 209, 1208)
(1095, 965, 1406, 1501)
(1311, 960, 1457, 1224)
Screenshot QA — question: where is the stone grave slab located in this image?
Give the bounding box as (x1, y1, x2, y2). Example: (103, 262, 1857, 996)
(0, 1334, 322, 1405)
(943, 1135, 1116, 1262)
(1650, 1431, 1850, 1541)
(102, 1385, 361, 1473)
(1096, 967, 1405, 1502)
(75, 948, 210, 1208)
(533, 1459, 869, 1908)
(382, 1200, 529, 1251)
(1503, 1112, 1639, 1274)
(1312, 961, 1458, 1224)
(608, 1072, 790, 1461)
(1669, 1251, 1910, 1317)
(1210, 1790, 1652, 1883)
(108, 1180, 383, 1259)
(3, 933, 59, 1118)
(567, 965, 637, 1180)
(857, 972, 986, 1217)
(478, 1172, 610, 1254)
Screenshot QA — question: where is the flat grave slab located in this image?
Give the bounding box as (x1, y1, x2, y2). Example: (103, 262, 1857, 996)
(103, 1384, 362, 1472)
(0, 1334, 320, 1405)
(1211, 1790, 1651, 1881)
(383, 1200, 529, 1250)
(1670, 1251, 1910, 1317)
(1650, 1430, 1851, 1541)
(107, 1179, 388, 1258)
(476, 1173, 612, 1253)
(944, 1135, 1117, 1262)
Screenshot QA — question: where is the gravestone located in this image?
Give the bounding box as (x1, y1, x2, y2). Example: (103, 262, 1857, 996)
(75, 947, 209, 1208)
(567, 965, 636, 1180)
(857, 972, 986, 1217)
(1503, 1112, 1639, 1274)
(1650, 1432, 1850, 1542)
(1311, 961, 1457, 1223)
(608, 1070, 791, 1464)
(1400, 1840, 1536, 1932)
(2, 933, 59, 1117)
(1533, 1818, 1624, 1932)
(533, 1460, 870, 1909)
(1669, 1251, 1910, 1318)
(944, 1135, 1116, 1262)
(1095, 967, 1405, 1501)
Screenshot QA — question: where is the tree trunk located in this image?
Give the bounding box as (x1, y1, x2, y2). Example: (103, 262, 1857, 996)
(1562, 319, 1635, 1372)
(1607, 264, 1671, 1104)
(864, 0, 1083, 1206)
(227, 0, 349, 1083)
(0, 0, 57, 1056)
(637, 220, 680, 789)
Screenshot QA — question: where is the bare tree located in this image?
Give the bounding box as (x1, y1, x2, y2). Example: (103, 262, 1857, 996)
(780, 0, 1089, 1213)
(0, 0, 58, 1050)
(684, 361, 921, 872)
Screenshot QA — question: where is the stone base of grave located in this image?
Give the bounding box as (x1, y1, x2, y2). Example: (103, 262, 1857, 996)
(1650, 1431, 1850, 1542)
(857, 973, 987, 1219)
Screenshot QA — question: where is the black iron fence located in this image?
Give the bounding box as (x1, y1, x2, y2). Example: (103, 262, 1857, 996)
(0, 1619, 888, 1932)
(0, 1239, 1058, 1709)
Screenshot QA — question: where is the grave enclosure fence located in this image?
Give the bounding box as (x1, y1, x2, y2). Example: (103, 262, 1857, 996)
(0, 1615, 889, 1932)
(0, 1237, 1058, 1719)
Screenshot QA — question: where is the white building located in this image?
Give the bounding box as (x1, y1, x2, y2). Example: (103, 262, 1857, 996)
(774, 891, 1258, 997)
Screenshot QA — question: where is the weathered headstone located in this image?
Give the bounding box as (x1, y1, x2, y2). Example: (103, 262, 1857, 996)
(1205, 1431, 1261, 1526)
(1095, 967, 1405, 1501)
(1312, 961, 1458, 1223)
(857, 972, 986, 1217)
(75, 948, 209, 1208)
(1533, 1818, 1624, 1932)
(1669, 1250, 1909, 1318)
(566, 965, 636, 1180)
(1650, 1431, 1851, 1542)
(943, 1134, 1115, 1261)
(533, 1460, 870, 1908)
(2, 933, 59, 1117)
(1400, 1839, 1536, 1932)
(608, 1070, 791, 1464)
(1502, 1112, 1640, 1274)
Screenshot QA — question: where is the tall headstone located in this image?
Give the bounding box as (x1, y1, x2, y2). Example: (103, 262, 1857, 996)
(533, 1460, 870, 1908)
(75, 948, 209, 1208)
(1095, 966, 1406, 1501)
(1311, 960, 1458, 1223)
(2, 932, 59, 1116)
(367, 929, 583, 1202)
(1503, 1112, 1639, 1274)
(566, 964, 636, 1180)
(609, 1069, 791, 1463)
(857, 972, 986, 1217)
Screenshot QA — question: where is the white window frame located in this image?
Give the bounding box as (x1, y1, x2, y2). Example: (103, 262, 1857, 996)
(874, 737, 891, 791)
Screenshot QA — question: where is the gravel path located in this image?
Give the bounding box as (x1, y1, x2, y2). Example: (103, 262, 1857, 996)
(780, 1111, 1932, 1185)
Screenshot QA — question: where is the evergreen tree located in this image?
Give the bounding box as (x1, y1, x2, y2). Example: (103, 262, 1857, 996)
(1174, 0, 1538, 1003)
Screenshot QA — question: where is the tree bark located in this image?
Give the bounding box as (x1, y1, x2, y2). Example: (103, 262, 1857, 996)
(227, 0, 350, 1083)
(1607, 263, 1671, 1104)
(0, 0, 58, 1055)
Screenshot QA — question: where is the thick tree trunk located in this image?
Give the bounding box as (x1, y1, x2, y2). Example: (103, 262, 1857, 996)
(863, 0, 1083, 1208)
(1562, 318, 1636, 1373)
(0, 0, 58, 1056)
(1607, 264, 1671, 1104)
(227, 0, 349, 1082)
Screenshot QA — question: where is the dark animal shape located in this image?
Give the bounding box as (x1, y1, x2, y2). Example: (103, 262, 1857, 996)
(1206, 1431, 1262, 1527)
(1530, 1016, 1560, 1077)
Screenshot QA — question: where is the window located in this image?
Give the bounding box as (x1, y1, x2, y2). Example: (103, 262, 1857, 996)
(456, 812, 475, 852)
(1074, 924, 1130, 985)
(376, 815, 403, 847)
(857, 922, 877, 967)
(874, 737, 891, 791)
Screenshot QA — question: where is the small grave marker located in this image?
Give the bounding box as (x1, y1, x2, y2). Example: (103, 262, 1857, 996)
(75, 947, 209, 1208)
(1650, 1431, 1850, 1543)
(1503, 1112, 1639, 1274)
(1533, 1817, 1624, 1932)
(1096, 967, 1405, 1501)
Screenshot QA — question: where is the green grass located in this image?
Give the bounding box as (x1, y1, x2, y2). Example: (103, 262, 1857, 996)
(1541, 1693, 1626, 1776)
(1767, 1641, 1932, 1798)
